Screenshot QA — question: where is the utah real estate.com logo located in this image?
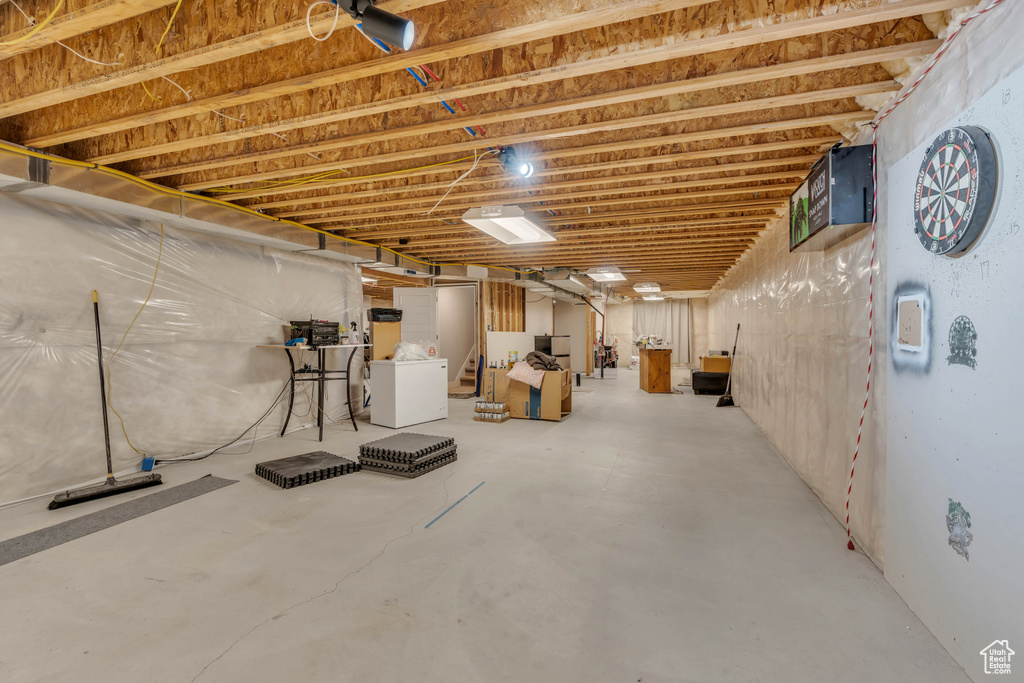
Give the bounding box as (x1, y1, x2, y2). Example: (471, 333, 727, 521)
(980, 640, 1014, 675)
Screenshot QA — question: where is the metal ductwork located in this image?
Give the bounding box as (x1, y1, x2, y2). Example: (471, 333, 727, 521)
(0, 143, 549, 284)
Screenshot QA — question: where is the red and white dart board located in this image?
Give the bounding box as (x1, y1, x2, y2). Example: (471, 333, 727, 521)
(913, 125, 997, 256)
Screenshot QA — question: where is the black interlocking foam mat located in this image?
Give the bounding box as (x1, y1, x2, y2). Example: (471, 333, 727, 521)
(359, 433, 454, 460)
(359, 451, 457, 479)
(255, 451, 360, 489)
(359, 444, 456, 471)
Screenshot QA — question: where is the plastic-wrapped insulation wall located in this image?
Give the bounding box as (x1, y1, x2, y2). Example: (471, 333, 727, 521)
(0, 194, 363, 505)
(710, 5, 1024, 678)
(707, 211, 885, 565)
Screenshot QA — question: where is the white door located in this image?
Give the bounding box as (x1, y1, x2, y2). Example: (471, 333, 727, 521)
(394, 287, 439, 350)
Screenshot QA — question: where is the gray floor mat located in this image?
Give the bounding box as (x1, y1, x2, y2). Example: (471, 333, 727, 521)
(0, 475, 236, 567)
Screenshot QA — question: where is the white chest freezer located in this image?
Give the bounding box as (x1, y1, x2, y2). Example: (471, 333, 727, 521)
(369, 359, 449, 429)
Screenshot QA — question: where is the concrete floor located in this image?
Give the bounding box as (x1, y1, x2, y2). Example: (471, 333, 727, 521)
(0, 370, 968, 683)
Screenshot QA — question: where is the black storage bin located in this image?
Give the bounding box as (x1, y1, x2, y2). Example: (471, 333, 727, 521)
(692, 371, 730, 395)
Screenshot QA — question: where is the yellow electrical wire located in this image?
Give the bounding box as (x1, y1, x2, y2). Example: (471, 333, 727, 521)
(0, 141, 534, 275)
(106, 222, 165, 457)
(141, 81, 160, 102)
(206, 154, 488, 194)
(155, 0, 184, 54)
(0, 0, 64, 47)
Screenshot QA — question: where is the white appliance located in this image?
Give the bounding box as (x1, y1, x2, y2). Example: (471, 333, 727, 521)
(369, 359, 448, 429)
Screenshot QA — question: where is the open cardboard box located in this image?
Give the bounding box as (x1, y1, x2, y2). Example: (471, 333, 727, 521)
(507, 366, 572, 421)
(481, 367, 511, 402)
(481, 365, 572, 421)
(699, 355, 731, 373)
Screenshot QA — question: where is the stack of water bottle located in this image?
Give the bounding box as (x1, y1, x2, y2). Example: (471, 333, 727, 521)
(474, 400, 509, 423)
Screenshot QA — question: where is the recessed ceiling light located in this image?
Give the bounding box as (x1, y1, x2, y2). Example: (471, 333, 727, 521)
(633, 283, 661, 292)
(462, 206, 556, 244)
(586, 266, 627, 282)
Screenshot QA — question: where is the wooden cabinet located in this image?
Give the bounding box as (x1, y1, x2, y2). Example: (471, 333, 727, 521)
(639, 347, 672, 393)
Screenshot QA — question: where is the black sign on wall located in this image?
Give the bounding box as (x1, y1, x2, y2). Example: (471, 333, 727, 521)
(790, 145, 874, 251)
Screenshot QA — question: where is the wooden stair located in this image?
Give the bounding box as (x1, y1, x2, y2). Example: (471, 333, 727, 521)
(447, 357, 478, 398)
(459, 357, 477, 386)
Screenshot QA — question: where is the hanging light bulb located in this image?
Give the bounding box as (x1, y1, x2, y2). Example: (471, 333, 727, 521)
(498, 146, 536, 178)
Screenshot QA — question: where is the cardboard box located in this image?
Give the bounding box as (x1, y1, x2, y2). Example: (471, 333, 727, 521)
(508, 367, 572, 421)
(700, 355, 731, 373)
(371, 321, 402, 361)
(481, 367, 511, 402)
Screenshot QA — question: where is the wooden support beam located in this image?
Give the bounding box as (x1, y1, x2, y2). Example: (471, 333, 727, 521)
(18, 0, 710, 139)
(24, 0, 952, 153)
(243, 137, 838, 206)
(258, 154, 821, 214)
(305, 185, 797, 227)
(87, 40, 937, 166)
(376, 223, 770, 246)
(360, 267, 430, 287)
(399, 231, 763, 251)
(532, 201, 786, 228)
(145, 80, 894, 183)
(0, 0, 446, 119)
(502, 254, 747, 266)
(278, 171, 804, 223)
(341, 198, 784, 238)
(348, 215, 775, 241)
(273, 168, 812, 220)
(0, 0, 176, 59)
(176, 109, 871, 192)
(416, 244, 753, 260)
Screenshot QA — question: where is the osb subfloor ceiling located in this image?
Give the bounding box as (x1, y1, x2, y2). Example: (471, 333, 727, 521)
(0, 0, 974, 295)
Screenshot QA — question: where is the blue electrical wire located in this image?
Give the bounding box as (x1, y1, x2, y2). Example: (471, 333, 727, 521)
(358, 23, 479, 136)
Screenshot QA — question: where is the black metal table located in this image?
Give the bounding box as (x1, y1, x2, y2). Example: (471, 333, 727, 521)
(259, 344, 369, 442)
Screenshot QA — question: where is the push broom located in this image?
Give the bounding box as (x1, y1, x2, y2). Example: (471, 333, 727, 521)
(49, 291, 162, 510)
(716, 324, 740, 408)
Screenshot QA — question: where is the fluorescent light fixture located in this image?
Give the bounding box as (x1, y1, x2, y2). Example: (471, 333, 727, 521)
(361, 276, 377, 284)
(586, 266, 627, 282)
(633, 282, 661, 293)
(462, 206, 556, 245)
(642, 294, 664, 301)
(543, 270, 588, 293)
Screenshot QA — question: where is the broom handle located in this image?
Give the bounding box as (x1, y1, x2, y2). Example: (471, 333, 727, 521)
(92, 291, 115, 480)
(724, 323, 740, 395)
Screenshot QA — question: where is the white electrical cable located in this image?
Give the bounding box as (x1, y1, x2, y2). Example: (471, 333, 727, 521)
(306, 0, 340, 42)
(422, 149, 494, 215)
(11, 0, 121, 66)
(213, 110, 245, 122)
(56, 40, 122, 66)
(8, 0, 33, 21)
(160, 75, 191, 100)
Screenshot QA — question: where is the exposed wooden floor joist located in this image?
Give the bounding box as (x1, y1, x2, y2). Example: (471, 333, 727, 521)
(0, 0, 966, 294)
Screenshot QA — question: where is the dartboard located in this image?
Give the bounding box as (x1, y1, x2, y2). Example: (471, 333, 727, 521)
(913, 126, 997, 256)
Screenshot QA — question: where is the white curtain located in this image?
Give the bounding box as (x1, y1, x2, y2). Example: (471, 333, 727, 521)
(633, 300, 690, 365)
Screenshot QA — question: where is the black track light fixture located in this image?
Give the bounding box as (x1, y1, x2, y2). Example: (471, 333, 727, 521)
(497, 146, 535, 178)
(340, 0, 415, 50)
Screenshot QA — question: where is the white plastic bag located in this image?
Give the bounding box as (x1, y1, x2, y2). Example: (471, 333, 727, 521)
(393, 341, 430, 361)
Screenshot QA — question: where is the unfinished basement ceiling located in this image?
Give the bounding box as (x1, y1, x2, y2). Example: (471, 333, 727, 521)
(0, 0, 970, 294)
